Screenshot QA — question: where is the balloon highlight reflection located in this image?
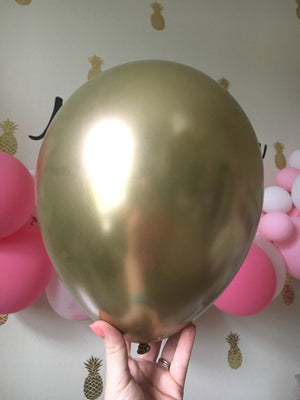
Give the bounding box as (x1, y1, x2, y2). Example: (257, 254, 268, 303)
(84, 119, 135, 215)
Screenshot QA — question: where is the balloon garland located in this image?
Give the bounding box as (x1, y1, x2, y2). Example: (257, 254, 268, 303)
(0, 151, 35, 238)
(0, 150, 85, 318)
(0, 151, 52, 313)
(215, 149, 300, 315)
(0, 148, 299, 319)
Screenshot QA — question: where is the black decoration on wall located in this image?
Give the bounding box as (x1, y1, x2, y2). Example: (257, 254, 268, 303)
(259, 143, 267, 159)
(29, 96, 63, 140)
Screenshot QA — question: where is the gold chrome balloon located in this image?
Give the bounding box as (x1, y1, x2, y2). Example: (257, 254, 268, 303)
(36, 60, 263, 343)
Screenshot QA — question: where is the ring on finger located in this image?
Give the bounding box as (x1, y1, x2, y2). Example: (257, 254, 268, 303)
(158, 357, 171, 370)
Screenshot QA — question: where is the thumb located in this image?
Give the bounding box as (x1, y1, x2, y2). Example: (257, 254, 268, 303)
(90, 321, 130, 388)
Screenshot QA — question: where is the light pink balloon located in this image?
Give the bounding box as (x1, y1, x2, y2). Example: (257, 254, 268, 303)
(255, 212, 265, 237)
(0, 151, 35, 238)
(214, 243, 276, 316)
(276, 217, 300, 280)
(0, 224, 53, 314)
(292, 175, 300, 212)
(46, 270, 89, 320)
(254, 236, 286, 299)
(276, 167, 300, 193)
(259, 211, 294, 242)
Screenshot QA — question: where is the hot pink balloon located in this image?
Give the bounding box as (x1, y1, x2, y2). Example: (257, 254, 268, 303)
(276, 167, 300, 193)
(0, 151, 35, 238)
(0, 224, 53, 314)
(259, 211, 294, 243)
(254, 236, 286, 299)
(46, 270, 89, 320)
(276, 217, 300, 280)
(214, 243, 276, 316)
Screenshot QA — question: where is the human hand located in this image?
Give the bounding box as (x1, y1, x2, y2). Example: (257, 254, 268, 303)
(90, 320, 196, 400)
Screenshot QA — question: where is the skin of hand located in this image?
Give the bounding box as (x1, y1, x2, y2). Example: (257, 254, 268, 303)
(90, 320, 196, 400)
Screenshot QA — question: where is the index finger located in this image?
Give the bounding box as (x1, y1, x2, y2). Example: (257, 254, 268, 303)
(169, 323, 196, 387)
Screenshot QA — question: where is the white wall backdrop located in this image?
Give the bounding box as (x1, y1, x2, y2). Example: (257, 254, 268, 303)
(1, 1, 300, 399)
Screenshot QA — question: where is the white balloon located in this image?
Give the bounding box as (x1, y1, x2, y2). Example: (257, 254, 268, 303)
(289, 150, 300, 169)
(46, 270, 90, 320)
(254, 236, 286, 299)
(263, 186, 292, 213)
(291, 175, 300, 211)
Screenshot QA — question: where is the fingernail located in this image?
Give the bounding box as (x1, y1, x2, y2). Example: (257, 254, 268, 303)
(90, 322, 104, 337)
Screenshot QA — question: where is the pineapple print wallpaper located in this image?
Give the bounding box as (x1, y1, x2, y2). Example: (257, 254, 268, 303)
(0, 119, 18, 155)
(218, 77, 231, 91)
(150, 2, 165, 30)
(83, 357, 104, 400)
(1, 2, 300, 400)
(226, 332, 243, 370)
(15, 0, 31, 5)
(88, 56, 104, 80)
(274, 141, 287, 170)
(0, 314, 8, 326)
(282, 275, 295, 306)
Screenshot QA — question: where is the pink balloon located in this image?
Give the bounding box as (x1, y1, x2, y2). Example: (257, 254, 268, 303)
(288, 206, 300, 217)
(259, 211, 294, 242)
(214, 243, 276, 316)
(0, 152, 35, 238)
(276, 217, 300, 279)
(46, 270, 89, 320)
(254, 236, 286, 299)
(276, 167, 300, 193)
(292, 175, 300, 212)
(0, 224, 53, 314)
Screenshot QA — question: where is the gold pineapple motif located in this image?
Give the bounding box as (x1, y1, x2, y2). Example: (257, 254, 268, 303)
(84, 356, 103, 400)
(88, 56, 104, 80)
(15, 0, 31, 4)
(0, 119, 18, 155)
(218, 77, 231, 90)
(151, 2, 165, 31)
(0, 314, 8, 326)
(226, 332, 243, 369)
(274, 141, 287, 169)
(282, 274, 295, 306)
